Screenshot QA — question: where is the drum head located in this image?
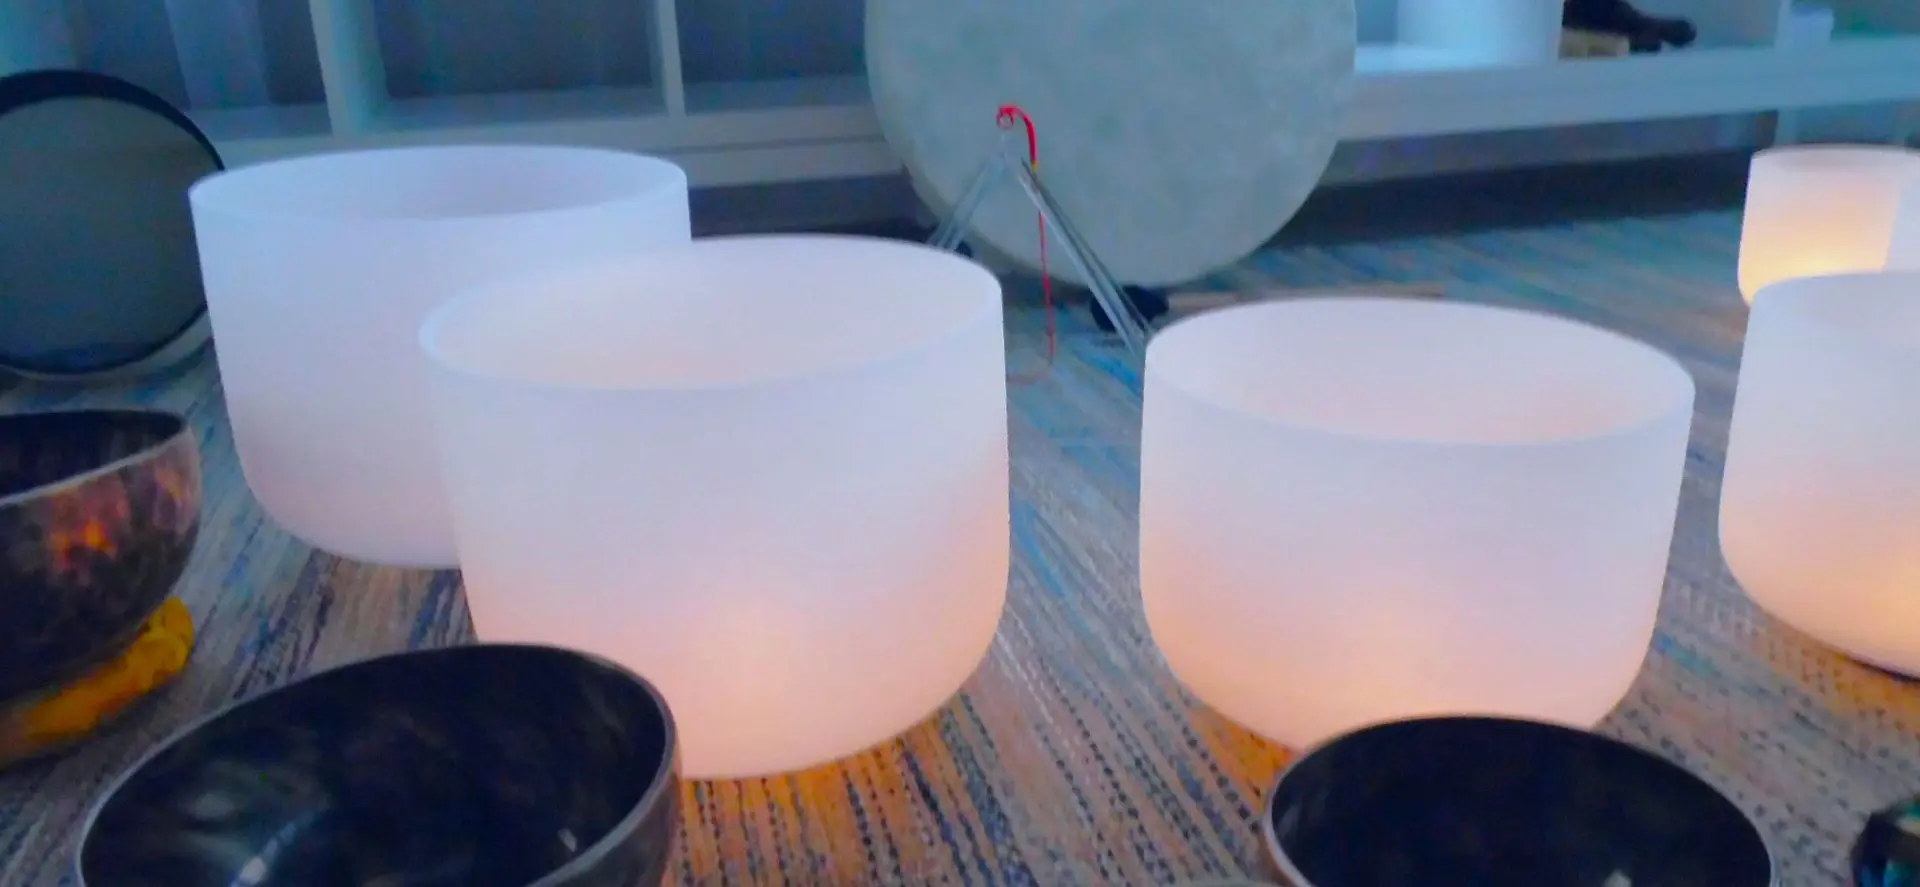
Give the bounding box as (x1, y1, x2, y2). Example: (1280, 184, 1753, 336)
(868, 0, 1356, 288)
(0, 70, 219, 380)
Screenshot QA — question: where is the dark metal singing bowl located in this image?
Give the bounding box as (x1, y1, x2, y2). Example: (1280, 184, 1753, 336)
(1260, 716, 1774, 887)
(77, 644, 680, 887)
(0, 409, 199, 704)
(1854, 794, 1920, 887)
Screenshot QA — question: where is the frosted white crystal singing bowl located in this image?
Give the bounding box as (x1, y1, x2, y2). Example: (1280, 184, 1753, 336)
(419, 235, 1011, 779)
(190, 146, 691, 567)
(1890, 182, 1920, 270)
(1722, 271, 1920, 675)
(1140, 298, 1696, 751)
(1737, 144, 1920, 302)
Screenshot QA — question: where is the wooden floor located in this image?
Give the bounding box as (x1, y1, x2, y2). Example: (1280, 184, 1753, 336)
(1, 194, 1909, 886)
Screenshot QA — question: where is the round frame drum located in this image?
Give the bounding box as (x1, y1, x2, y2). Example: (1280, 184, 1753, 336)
(0, 70, 218, 381)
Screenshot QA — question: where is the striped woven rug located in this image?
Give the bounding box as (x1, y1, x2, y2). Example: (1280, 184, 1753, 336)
(1, 209, 1907, 886)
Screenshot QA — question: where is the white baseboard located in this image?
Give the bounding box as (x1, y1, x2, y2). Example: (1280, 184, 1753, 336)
(692, 115, 1770, 234)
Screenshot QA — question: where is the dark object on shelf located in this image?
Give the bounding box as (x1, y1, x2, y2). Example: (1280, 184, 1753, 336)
(0, 409, 199, 707)
(1563, 0, 1697, 53)
(1854, 795, 1920, 886)
(77, 644, 681, 887)
(1260, 716, 1774, 886)
(1090, 286, 1172, 332)
(0, 70, 219, 381)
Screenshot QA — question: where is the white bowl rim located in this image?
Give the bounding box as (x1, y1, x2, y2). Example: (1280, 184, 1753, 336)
(1145, 296, 1697, 450)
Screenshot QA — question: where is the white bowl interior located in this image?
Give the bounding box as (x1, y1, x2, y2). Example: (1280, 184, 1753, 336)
(190, 145, 686, 221)
(423, 235, 1002, 390)
(1147, 297, 1693, 446)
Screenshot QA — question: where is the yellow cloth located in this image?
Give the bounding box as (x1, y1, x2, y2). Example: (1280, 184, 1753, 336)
(0, 599, 195, 763)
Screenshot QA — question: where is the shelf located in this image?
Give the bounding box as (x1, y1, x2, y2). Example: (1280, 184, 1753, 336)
(375, 86, 666, 132)
(675, 0, 862, 86)
(1345, 37, 1920, 140)
(1345, 0, 1801, 139)
(1828, 0, 1920, 37)
(2, 0, 1916, 189)
(0, 4, 75, 74)
(4, 1, 331, 160)
(202, 79, 894, 188)
(348, 79, 877, 158)
(190, 103, 332, 144)
(684, 75, 868, 116)
(1770, 0, 1920, 143)
(369, 0, 656, 101)
(1356, 44, 1538, 76)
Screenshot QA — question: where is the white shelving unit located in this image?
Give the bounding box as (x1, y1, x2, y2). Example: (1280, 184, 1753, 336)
(1351, 0, 1920, 140)
(2, 0, 1916, 189)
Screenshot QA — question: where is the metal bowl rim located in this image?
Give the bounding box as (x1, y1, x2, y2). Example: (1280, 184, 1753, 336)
(0, 408, 194, 510)
(73, 641, 681, 887)
(1255, 714, 1779, 887)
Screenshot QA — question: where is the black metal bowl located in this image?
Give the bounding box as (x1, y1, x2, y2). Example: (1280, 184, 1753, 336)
(1260, 716, 1774, 886)
(0, 409, 200, 704)
(76, 644, 680, 887)
(1853, 794, 1920, 886)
